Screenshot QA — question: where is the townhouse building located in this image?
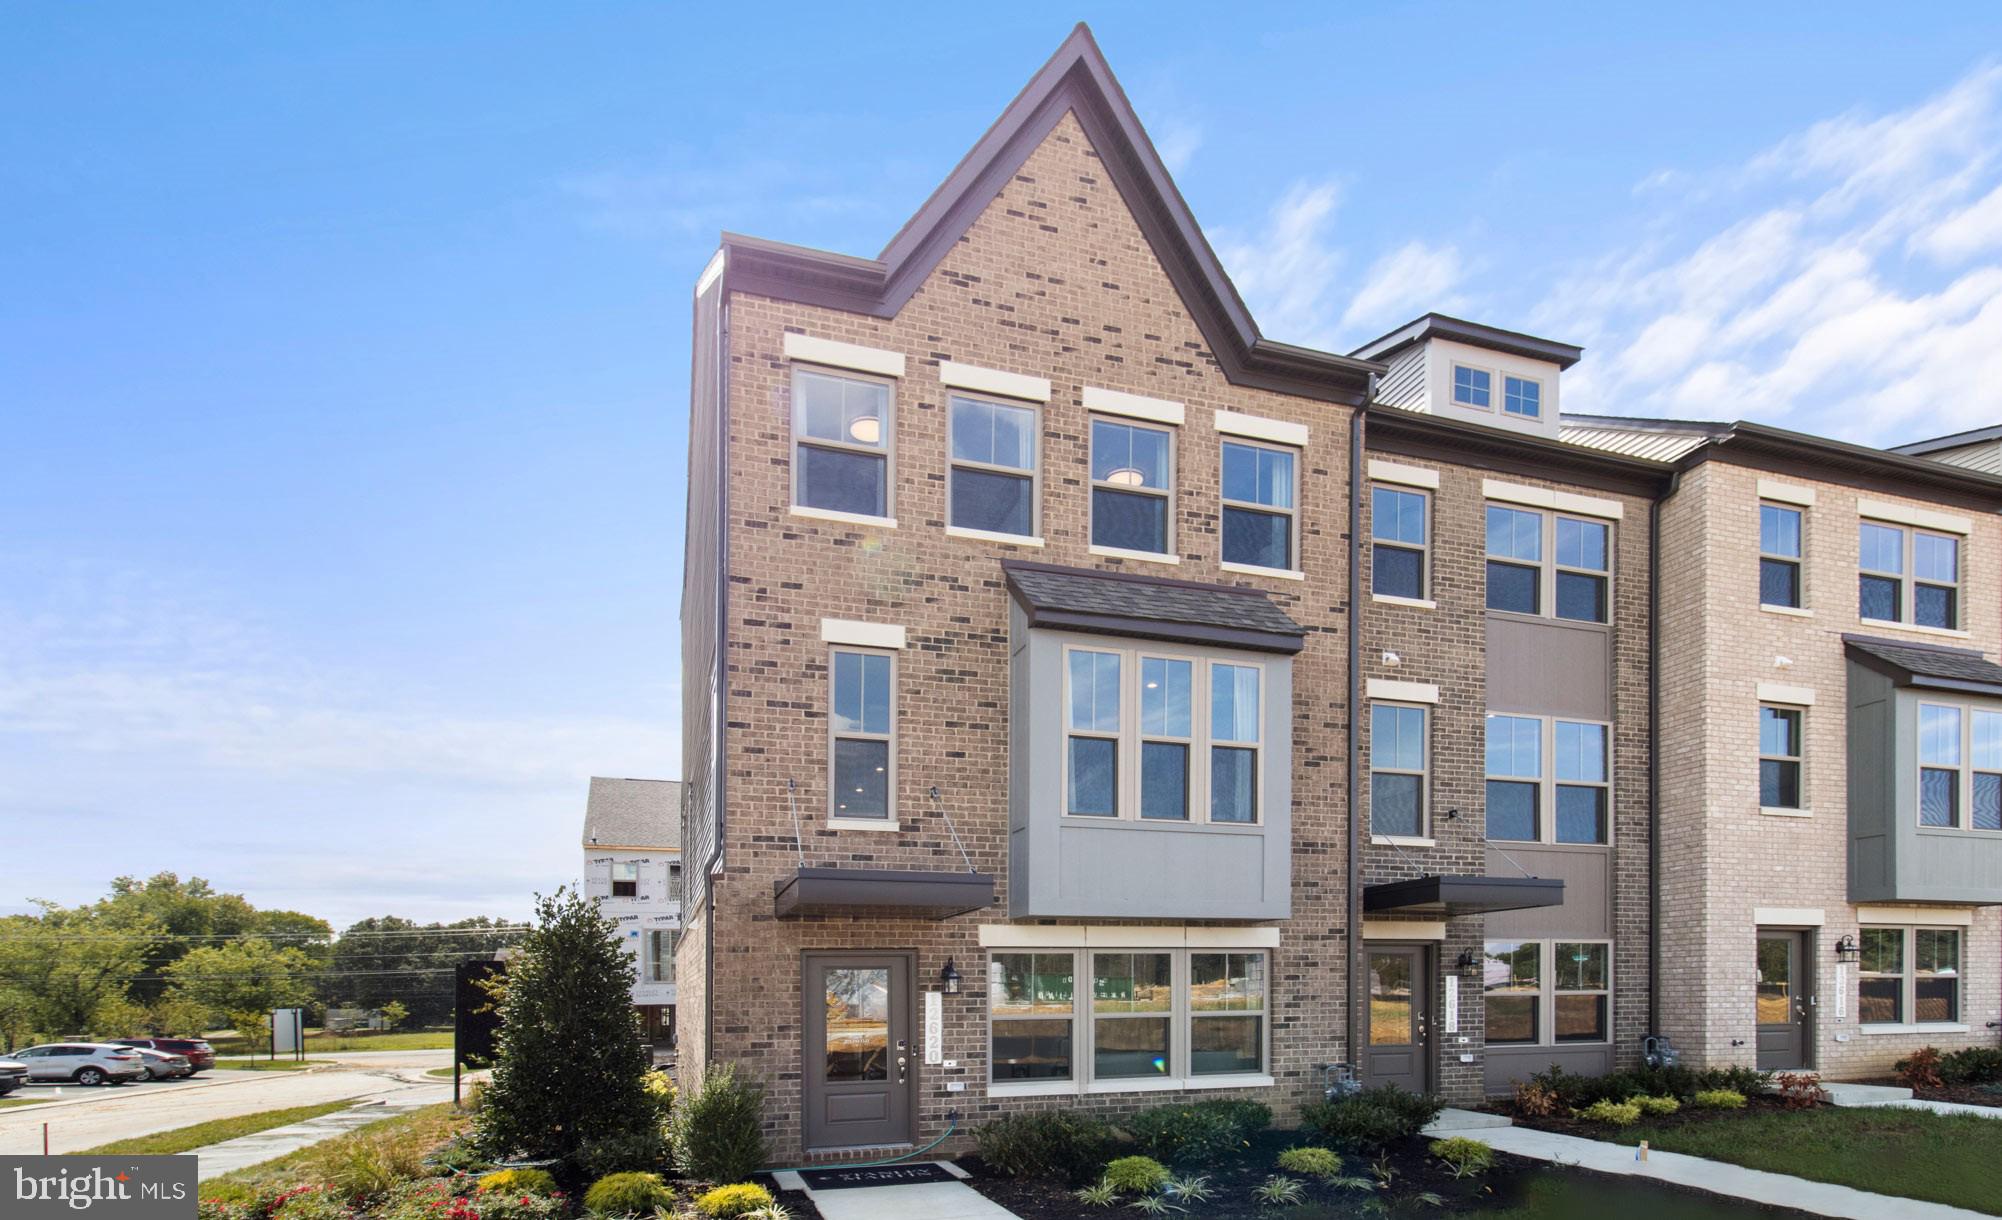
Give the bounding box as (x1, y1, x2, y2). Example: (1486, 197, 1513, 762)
(1561, 418, 2002, 1077)
(581, 776, 684, 1046)
(673, 26, 1680, 1160)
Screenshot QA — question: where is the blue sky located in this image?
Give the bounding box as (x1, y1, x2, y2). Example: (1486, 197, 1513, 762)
(7, 4, 2002, 926)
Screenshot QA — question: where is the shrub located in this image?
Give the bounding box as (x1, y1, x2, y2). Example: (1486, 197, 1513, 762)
(474, 889, 657, 1165)
(473, 1195, 567, 1220)
(1773, 1072, 1829, 1109)
(641, 1067, 677, 1117)
(1897, 1047, 1945, 1090)
(426, 1136, 493, 1176)
(1123, 1099, 1268, 1166)
(1512, 1079, 1561, 1117)
(324, 1136, 425, 1204)
(377, 1181, 460, 1220)
(1940, 1047, 2002, 1085)
(1690, 1089, 1746, 1109)
(1252, 1175, 1306, 1207)
(577, 1128, 671, 1179)
(1073, 1180, 1120, 1208)
(1630, 1094, 1680, 1116)
(583, 1171, 675, 1216)
(1275, 1146, 1342, 1177)
(1575, 1099, 1642, 1126)
(196, 1183, 264, 1211)
(1301, 1085, 1441, 1151)
(671, 1062, 768, 1186)
(974, 1110, 1117, 1183)
(475, 1169, 557, 1198)
(694, 1183, 775, 1218)
(269, 1187, 355, 1220)
(1102, 1156, 1171, 1193)
(1429, 1137, 1494, 1178)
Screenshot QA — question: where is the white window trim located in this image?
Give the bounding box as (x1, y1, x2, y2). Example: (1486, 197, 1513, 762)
(1861, 519, 1963, 631)
(789, 504, 898, 529)
(1222, 561, 1304, 581)
(821, 619, 907, 650)
(1758, 702, 1807, 814)
(1369, 701, 1430, 840)
(783, 332, 906, 378)
(827, 646, 896, 825)
(949, 525, 1046, 547)
(1756, 683, 1816, 705)
(1090, 545, 1181, 566)
(1082, 385, 1185, 425)
(1501, 372, 1544, 420)
(1483, 939, 1614, 1048)
(1485, 713, 1615, 846)
(1482, 479, 1624, 521)
(1757, 479, 1816, 507)
(1372, 483, 1432, 603)
(1219, 435, 1300, 573)
(1062, 644, 1265, 826)
(1856, 498, 1972, 535)
(1088, 415, 1177, 557)
(1857, 925, 1964, 1027)
(790, 364, 896, 522)
(1213, 409, 1309, 447)
(1367, 459, 1440, 490)
(939, 360, 1050, 402)
(1485, 504, 1615, 623)
(986, 946, 1274, 1097)
(1367, 679, 1439, 703)
(947, 391, 1042, 542)
(1759, 501, 1807, 611)
(1451, 362, 1496, 412)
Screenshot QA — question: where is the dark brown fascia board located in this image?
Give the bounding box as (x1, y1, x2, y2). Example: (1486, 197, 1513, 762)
(1685, 422, 2002, 507)
(1000, 556, 1296, 599)
(1365, 405, 1675, 499)
(1844, 649, 2002, 699)
(1890, 423, 2002, 455)
(1020, 608, 1307, 655)
(1350, 313, 1584, 371)
(717, 24, 1380, 408)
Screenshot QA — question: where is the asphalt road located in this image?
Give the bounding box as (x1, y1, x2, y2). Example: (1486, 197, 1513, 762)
(0, 1051, 455, 1156)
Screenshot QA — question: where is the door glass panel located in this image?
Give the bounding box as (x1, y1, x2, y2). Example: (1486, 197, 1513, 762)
(1369, 953, 1413, 1046)
(1756, 938, 1791, 1025)
(822, 967, 889, 1082)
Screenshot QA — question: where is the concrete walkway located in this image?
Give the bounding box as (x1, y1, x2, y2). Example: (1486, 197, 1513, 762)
(1425, 1109, 1990, 1220)
(1824, 1081, 2002, 1120)
(195, 1100, 431, 1180)
(772, 1161, 1020, 1220)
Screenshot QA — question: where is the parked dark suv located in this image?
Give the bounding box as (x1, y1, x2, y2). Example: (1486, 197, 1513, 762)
(111, 1038, 215, 1073)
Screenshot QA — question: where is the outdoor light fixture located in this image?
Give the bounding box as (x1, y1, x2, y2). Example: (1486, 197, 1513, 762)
(940, 959, 962, 994)
(1834, 934, 1860, 965)
(1456, 950, 1481, 973)
(848, 415, 882, 444)
(1104, 467, 1146, 487)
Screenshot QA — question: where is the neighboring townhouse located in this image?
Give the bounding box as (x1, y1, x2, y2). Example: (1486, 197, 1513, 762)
(672, 25, 1672, 1160)
(1350, 318, 1667, 1096)
(1565, 415, 2002, 1075)
(582, 776, 684, 1046)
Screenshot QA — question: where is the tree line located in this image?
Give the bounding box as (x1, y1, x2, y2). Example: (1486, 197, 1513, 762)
(0, 872, 525, 1050)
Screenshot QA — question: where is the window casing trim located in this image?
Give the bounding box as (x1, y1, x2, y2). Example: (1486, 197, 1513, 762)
(1759, 501, 1806, 610)
(790, 364, 896, 521)
(1914, 701, 2002, 834)
(1220, 437, 1300, 573)
(1484, 713, 1615, 845)
(1484, 503, 1616, 624)
(1857, 925, 1962, 1027)
(1758, 703, 1807, 813)
(827, 646, 897, 826)
(1371, 483, 1431, 602)
(1860, 519, 1962, 630)
(1482, 939, 1613, 1047)
(1088, 414, 1177, 556)
(947, 391, 1043, 541)
(1369, 701, 1431, 840)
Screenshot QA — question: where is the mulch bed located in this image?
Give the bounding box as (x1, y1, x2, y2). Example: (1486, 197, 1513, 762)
(1859, 1076, 2002, 1108)
(1493, 1094, 1806, 1138)
(961, 1128, 1538, 1218)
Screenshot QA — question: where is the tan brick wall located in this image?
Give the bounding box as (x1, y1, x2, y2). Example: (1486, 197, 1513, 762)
(1656, 459, 2002, 1076)
(702, 111, 1359, 1160)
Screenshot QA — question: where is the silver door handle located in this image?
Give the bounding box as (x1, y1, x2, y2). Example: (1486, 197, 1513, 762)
(896, 1055, 907, 1082)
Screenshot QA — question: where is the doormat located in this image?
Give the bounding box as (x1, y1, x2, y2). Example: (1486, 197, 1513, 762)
(799, 1163, 957, 1190)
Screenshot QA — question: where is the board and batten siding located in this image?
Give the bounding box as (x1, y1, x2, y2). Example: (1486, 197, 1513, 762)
(681, 267, 726, 915)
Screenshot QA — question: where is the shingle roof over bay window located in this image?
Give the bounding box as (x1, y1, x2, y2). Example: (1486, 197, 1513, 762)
(1002, 560, 1307, 654)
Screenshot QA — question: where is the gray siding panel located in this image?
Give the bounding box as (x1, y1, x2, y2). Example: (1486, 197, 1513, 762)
(1376, 344, 1428, 409)
(1485, 616, 1613, 722)
(680, 273, 726, 912)
(1486, 1044, 1612, 1095)
(1483, 846, 1612, 938)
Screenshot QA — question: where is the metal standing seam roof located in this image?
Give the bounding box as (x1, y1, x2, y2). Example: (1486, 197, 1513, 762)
(1844, 636, 2002, 697)
(1001, 560, 1308, 653)
(1557, 424, 1714, 462)
(582, 777, 683, 849)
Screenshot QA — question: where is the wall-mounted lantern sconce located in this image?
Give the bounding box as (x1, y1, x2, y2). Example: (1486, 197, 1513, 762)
(1834, 935, 1860, 965)
(940, 958, 962, 995)
(1455, 950, 1481, 973)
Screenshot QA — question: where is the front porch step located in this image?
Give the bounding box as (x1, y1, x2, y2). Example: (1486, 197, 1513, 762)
(1822, 1082, 1914, 1106)
(1424, 1107, 1514, 1133)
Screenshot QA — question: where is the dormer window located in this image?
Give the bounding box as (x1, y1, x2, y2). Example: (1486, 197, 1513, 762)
(1503, 376, 1542, 419)
(1452, 365, 1491, 409)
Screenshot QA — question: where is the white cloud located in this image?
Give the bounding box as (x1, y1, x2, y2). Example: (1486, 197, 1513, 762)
(1215, 181, 1348, 349)
(1340, 241, 1464, 336)
(1152, 119, 1203, 176)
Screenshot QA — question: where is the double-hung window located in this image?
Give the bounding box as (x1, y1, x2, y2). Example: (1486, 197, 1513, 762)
(1916, 704, 2002, 831)
(829, 648, 894, 820)
(1483, 941, 1611, 1046)
(988, 948, 1269, 1091)
(1220, 441, 1297, 570)
(1371, 486, 1428, 600)
(949, 394, 1038, 537)
(1487, 506, 1610, 622)
(1486, 714, 1610, 844)
(1065, 647, 1263, 824)
(1860, 927, 1961, 1025)
(1861, 522, 1961, 629)
(1503, 375, 1542, 419)
(1759, 706, 1804, 809)
(1453, 365, 1491, 408)
(1370, 703, 1428, 838)
(1760, 505, 1804, 609)
(793, 368, 891, 518)
(1090, 418, 1173, 554)
(646, 930, 677, 984)
(611, 861, 639, 898)
(666, 862, 683, 902)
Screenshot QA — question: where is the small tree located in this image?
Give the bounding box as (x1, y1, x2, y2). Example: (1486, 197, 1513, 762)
(475, 889, 655, 1165)
(377, 1000, 408, 1031)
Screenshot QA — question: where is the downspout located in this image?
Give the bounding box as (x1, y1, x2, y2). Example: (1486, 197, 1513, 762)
(1647, 467, 1680, 1039)
(1345, 393, 1369, 1074)
(707, 293, 731, 1071)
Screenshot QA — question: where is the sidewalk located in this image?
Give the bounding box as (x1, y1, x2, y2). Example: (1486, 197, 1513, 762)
(195, 1100, 433, 1180)
(1823, 1081, 2002, 1121)
(1425, 1109, 1991, 1220)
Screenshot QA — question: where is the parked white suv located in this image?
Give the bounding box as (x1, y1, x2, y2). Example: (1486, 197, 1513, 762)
(11, 1043, 146, 1085)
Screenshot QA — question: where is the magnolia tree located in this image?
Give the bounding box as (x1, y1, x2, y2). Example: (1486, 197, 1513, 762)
(474, 888, 656, 1166)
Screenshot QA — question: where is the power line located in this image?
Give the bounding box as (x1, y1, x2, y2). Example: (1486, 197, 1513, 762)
(1, 928, 531, 944)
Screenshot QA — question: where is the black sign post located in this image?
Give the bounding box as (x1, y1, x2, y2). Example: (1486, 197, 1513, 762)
(453, 959, 506, 1108)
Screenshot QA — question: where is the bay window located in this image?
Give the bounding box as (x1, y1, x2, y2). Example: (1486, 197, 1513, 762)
(1860, 927, 1961, 1026)
(1211, 664, 1262, 824)
(1917, 703, 2002, 831)
(1139, 657, 1194, 821)
(1066, 650, 1122, 817)
(1065, 646, 1264, 824)
(989, 947, 1269, 1091)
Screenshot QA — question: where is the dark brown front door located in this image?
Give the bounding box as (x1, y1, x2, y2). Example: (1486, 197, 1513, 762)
(1363, 946, 1430, 1093)
(1756, 931, 1812, 1071)
(802, 954, 913, 1150)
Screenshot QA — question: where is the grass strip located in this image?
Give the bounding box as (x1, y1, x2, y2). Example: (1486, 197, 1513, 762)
(78, 1100, 357, 1156)
(207, 1103, 468, 1194)
(0, 1098, 44, 1109)
(211, 1058, 317, 1072)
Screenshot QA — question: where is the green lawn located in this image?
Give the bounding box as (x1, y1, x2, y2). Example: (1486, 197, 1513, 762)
(211, 1057, 317, 1072)
(206, 1104, 468, 1195)
(207, 1029, 453, 1055)
(0, 1098, 43, 1109)
(1612, 1106, 2002, 1215)
(77, 1101, 357, 1156)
